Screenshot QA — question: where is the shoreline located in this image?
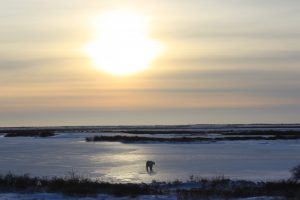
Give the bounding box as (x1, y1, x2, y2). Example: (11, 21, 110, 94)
(0, 173, 299, 199)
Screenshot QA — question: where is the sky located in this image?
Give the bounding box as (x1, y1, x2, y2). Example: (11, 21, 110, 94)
(0, 0, 300, 126)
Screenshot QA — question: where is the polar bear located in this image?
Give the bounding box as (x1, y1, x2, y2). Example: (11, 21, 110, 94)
(146, 160, 155, 172)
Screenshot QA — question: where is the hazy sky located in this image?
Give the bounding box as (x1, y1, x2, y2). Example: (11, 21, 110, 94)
(1, 0, 300, 126)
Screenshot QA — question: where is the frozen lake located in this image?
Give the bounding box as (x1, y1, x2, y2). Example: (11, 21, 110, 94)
(0, 132, 299, 183)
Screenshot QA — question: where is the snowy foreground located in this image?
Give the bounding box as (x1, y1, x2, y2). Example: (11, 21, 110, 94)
(0, 193, 285, 200)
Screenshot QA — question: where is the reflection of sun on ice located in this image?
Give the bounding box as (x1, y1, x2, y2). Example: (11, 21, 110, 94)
(85, 11, 162, 76)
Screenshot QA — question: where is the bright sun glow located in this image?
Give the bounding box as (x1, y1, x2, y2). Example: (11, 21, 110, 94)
(85, 11, 162, 76)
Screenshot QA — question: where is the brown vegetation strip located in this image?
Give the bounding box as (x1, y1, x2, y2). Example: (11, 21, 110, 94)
(86, 134, 300, 143)
(122, 130, 300, 135)
(4, 130, 55, 137)
(0, 173, 299, 198)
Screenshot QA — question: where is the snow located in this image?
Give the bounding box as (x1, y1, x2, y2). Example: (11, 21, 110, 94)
(0, 193, 175, 200)
(0, 193, 286, 200)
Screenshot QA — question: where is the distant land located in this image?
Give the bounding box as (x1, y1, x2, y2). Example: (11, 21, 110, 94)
(1, 124, 300, 133)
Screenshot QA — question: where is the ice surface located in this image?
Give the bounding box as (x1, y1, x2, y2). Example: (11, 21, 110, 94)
(0, 131, 299, 183)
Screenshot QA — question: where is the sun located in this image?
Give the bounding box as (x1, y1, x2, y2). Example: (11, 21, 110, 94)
(85, 11, 162, 76)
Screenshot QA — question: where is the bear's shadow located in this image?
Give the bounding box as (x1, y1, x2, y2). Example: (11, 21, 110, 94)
(147, 170, 157, 176)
